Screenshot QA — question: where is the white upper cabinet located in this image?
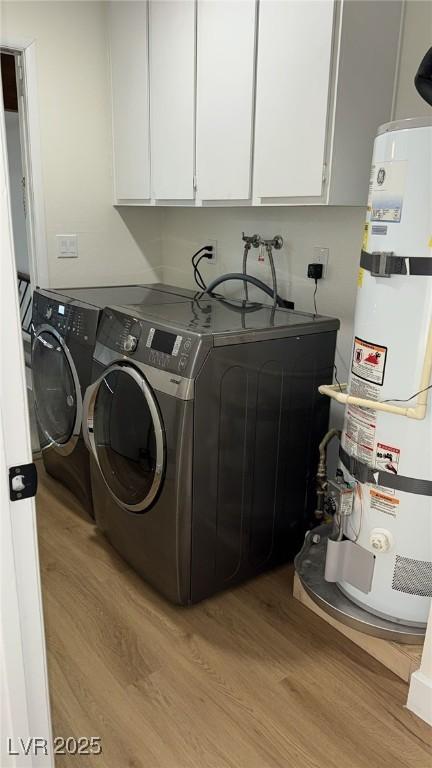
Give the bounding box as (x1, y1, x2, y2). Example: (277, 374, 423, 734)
(109, 0, 403, 207)
(195, 0, 257, 201)
(109, 1, 150, 203)
(149, 0, 196, 200)
(253, 0, 334, 201)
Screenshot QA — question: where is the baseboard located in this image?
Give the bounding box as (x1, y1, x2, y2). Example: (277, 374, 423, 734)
(406, 670, 432, 725)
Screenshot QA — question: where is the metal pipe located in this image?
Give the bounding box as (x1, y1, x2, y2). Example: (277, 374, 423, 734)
(315, 429, 341, 521)
(318, 429, 341, 474)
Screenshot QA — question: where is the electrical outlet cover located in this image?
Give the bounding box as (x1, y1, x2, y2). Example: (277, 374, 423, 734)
(207, 239, 217, 263)
(313, 246, 329, 276)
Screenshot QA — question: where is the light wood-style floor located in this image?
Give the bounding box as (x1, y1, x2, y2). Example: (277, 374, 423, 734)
(36, 463, 432, 768)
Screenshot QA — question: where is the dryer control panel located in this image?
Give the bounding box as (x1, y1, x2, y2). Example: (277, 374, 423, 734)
(98, 308, 202, 377)
(145, 327, 194, 374)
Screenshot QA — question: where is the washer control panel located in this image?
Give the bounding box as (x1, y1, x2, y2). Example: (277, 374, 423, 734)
(33, 292, 97, 344)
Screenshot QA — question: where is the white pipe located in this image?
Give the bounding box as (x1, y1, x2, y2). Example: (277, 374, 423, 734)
(319, 322, 432, 421)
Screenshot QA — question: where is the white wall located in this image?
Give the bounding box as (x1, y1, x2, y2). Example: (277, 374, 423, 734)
(1, 1, 163, 288)
(4, 110, 29, 275)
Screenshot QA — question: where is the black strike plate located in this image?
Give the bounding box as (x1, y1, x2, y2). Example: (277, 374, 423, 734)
(9, 463, 38, 501)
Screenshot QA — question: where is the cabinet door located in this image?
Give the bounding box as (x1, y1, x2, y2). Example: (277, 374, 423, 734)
(149, 0, 195, 200)
(196, 0, 257, 201)
(109, 1, 150, 202)
(253, 0, 334, 200)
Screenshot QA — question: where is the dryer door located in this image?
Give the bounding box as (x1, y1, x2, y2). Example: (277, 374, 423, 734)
(32, 325, 82, 455)
(85, 364, 165, 513)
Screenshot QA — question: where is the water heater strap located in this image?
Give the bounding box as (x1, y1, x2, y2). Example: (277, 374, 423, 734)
(339, 446, 432, 497)
(360, 250, 432, 277)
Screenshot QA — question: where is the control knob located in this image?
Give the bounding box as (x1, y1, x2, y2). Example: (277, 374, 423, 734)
(123, 334, 138, 353)
(45, 306, 53, 320)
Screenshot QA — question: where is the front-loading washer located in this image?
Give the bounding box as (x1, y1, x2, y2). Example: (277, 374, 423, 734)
(31, 283, 196, 516)
(84, 296, 339, 602)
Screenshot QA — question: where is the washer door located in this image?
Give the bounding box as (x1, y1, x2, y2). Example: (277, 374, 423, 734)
(32, 326, 82, 455)
(89, 364, 165, 513)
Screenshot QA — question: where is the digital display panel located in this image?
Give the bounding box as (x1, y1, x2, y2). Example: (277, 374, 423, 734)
(58, 305, 65, 315)
(151, 329, 177, 355)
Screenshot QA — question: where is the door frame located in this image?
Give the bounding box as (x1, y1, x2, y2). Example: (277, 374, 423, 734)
(1, 59, 53, 766)
(1, 36, 49, 289)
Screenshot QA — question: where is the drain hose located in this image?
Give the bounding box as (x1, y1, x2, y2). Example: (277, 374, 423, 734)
(205, 273, 286, 308)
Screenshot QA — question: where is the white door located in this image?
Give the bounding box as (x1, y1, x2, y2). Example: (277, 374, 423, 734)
(195, 0, 257, 201)
(149, 0, 195, 200)
(0, 78, 53, 766)
(253, 0, 334, 200)
(109, 1, 151, 203)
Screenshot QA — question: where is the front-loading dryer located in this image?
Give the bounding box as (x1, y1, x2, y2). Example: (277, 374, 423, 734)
(31, 284, 196, 516)
(84, 297, 339, 602)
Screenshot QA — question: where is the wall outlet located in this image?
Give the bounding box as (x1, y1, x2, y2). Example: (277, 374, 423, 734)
(313, 246, 329, 276)
(57, 234, 78, 258)
(206, 239, 217, 263)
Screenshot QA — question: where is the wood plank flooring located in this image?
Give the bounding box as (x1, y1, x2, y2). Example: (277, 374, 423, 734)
(35, 463, 432, 768)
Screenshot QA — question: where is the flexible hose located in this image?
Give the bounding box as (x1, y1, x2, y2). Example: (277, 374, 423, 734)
(242, 244, 250, 302)
(205, 273, 286, 307)
(266, 244, 278, 309)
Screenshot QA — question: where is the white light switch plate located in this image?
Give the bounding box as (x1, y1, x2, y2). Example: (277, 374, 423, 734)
(57, 234, 78, 258)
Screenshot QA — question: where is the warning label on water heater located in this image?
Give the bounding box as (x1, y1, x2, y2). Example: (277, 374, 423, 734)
(344, 404, 376, 463)
(370, 489, 399, 517)
(352, 337, 387, 386)
(375, 442, 400, 475)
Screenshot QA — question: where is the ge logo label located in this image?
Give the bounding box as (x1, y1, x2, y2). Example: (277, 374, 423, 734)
(377, 168, 386, 185)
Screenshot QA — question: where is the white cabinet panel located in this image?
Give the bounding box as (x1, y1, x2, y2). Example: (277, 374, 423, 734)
(253, 0, 334, 200)
(196, 0, 257, 200)
(149, 0, 195, 200)
(109, 1, 150, 202)
(327, 0, 403, 204)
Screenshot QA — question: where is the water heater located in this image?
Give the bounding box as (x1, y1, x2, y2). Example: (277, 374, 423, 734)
(295, 54, 432, 640)
(329, 117, 432, 628)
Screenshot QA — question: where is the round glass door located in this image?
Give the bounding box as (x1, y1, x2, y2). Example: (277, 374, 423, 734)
(32, 329, 80, 452)
(92, 366, 165, 512)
